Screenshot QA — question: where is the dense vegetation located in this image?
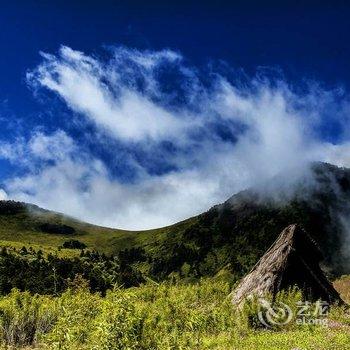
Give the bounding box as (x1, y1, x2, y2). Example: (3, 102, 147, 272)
(0, 278, 349, 349)
(0, 247, 145, 295)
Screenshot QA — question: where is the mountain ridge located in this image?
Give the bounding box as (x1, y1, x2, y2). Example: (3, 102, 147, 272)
(1, 161, 350, 281)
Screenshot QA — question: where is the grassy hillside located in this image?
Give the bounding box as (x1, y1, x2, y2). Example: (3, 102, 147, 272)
(0, 200, 196, 257)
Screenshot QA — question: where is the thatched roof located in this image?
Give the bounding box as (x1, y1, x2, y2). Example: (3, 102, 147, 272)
(231, 224, 343, 305)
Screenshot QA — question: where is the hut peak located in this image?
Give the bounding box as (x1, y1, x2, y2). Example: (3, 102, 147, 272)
(231, 224, 343, 305)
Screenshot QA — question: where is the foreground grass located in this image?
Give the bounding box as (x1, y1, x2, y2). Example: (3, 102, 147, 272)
(0, 279, 349, 349)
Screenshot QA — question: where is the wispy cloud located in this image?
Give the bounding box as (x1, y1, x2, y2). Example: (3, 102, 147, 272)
(1, 46, 350, 229)
(26, 46, 191, 142)
(0, 189, 7, 200)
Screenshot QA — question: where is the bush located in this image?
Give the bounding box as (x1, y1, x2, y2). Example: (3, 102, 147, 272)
(0, 290, 56, 347)
(62, 240, 87, 249)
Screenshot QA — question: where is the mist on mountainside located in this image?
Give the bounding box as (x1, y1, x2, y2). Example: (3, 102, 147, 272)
(2, 161, 350, 283)
(213, 162, 350, 275)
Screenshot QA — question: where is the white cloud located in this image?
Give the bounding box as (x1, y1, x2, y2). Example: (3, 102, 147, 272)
(2, 46, 350, 229)
(0, 137, 26, 161)
(27, 46, 190, 142)
(319, 142, 350, 168)
(29, 130, 75, 160)
(0, 189, 7, 201)
(0, 130, 75, 167)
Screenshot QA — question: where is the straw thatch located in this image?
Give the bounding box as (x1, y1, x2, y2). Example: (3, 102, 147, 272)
(231, 224, 343, 305)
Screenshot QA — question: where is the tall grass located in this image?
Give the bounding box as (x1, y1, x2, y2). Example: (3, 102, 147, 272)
(0, 279, 348, 349)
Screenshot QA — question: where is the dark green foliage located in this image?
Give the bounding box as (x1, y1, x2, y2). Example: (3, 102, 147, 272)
(0, 201, 26, 215)
(0, 248, 145, 295)
(62, 240, 87, 249)
(38, 223, 75, 235)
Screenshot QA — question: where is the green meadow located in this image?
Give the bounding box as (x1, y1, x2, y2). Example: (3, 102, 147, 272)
(0, 278, 349, 349)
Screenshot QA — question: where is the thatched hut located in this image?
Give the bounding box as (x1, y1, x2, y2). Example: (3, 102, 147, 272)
(231, 224, 343, 305)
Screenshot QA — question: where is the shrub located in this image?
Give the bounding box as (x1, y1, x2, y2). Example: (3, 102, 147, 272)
(0, 290, 56, 347)
(62, 240, 87, 249)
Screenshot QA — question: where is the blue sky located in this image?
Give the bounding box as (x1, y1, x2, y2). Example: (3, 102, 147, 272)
(1, 1, 350, 229)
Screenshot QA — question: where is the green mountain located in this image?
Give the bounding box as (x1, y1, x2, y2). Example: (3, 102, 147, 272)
(0, 200, 195, 256)
(1, 161, 350, 292)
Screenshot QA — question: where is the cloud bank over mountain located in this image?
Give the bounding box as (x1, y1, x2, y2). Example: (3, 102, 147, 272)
(1, 46, 350, 229)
